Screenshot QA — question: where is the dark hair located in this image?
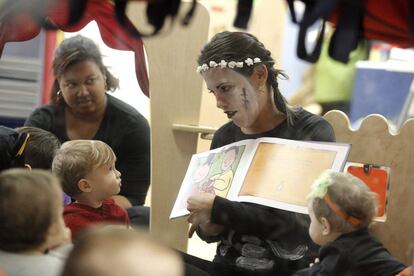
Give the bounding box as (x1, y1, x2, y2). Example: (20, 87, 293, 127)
(15, 127, 61, 170)
(50, 35, 119, 105)
(0, 169, 61, 252)
(198, 31, 296, 124)
(0, 126, 27, 171)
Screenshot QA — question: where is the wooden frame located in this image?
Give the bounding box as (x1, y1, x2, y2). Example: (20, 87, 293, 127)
(127, 2, 210, 251)
(324, 110, 414, 265)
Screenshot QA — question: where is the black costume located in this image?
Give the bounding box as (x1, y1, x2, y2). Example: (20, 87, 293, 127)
(295, 228, 406, 276)
(184, 108, 335, 276)
(25, 94, 150, 206)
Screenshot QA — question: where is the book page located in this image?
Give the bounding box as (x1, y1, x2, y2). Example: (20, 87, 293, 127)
(240, 143, 335, 208)
(169, 140, 253, 219)
(231, 138, 350, 214)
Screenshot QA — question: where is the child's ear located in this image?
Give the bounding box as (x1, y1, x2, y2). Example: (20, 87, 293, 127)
(78, 179, 92, 193)
(320, 217, 332, 236)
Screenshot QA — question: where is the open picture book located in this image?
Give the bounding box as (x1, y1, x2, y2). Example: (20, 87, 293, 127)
(170, 137, 351, 219)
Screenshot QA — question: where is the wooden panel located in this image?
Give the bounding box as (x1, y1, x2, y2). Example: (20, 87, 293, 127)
(324, 110, 414, 265)
(127, 3, 210, 251)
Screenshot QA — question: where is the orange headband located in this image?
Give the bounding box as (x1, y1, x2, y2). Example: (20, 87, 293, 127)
(323, 193, 361, 226)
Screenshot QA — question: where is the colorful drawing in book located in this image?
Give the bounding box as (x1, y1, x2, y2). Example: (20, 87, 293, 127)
(177, 154, 215, 210)
(191, 154, 216, 194)
(209, 146, 244, 197)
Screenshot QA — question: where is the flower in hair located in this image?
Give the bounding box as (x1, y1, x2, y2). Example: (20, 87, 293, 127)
(254, 57, 261, 63)
(245, 58, 254, 66)
(209, 61, 218, 68)
(228, 61, 236, 69)
(308, 170, 334, 199)
(195, 57, 262, 73)
(219, 60, 227, 68)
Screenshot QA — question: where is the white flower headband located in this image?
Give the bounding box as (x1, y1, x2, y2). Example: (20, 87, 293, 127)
(196, 57, 262, 73)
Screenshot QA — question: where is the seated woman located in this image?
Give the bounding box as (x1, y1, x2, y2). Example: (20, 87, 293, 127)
(25, 35, 150, 210)
(184, 31, 335, 276)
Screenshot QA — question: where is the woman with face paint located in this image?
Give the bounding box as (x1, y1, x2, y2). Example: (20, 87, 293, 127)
(184, 32, 336, 276)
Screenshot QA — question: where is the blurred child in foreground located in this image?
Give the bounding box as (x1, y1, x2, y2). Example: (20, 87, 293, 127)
(0, 169, 71, 276)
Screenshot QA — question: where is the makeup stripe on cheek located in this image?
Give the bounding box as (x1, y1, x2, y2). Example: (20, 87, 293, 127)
(241, 88, 249, 109)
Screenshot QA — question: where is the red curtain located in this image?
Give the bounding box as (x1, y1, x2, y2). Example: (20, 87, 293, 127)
(0, 0, 149, 99)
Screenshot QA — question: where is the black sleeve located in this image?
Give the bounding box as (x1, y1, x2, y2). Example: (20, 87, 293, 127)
(299, 117, 336, 142)
(309, 120, 335, 142)
(116, 118, 151, 206)
(210, 123, 234, 150)
(211, 129, 229, 150)
(309, 245, 346, 276)
(210, 196, 309, 238)
(24, 107, 53, 131)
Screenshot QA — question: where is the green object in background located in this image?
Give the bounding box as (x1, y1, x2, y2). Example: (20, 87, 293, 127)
(314, 37, 369, 104)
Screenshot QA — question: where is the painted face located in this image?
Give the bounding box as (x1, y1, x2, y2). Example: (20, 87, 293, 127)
(308, 202, 327, 246)
(202, 68, 262, 129)
(222, 149, 236, 171)
(58, 60, 107, 116)
(86, 163, 122, 200)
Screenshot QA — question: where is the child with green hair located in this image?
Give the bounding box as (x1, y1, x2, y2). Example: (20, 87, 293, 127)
(295, 170, 406, 276)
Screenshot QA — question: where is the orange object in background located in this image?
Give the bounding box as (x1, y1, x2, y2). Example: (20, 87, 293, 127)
(396, 266, 412, 276)
(347, 165, 389, 217)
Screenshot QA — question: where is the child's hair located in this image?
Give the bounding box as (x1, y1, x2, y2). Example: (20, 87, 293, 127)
(61, 226, 184, 276)
(0, 169, 62, 252)
(0, 126, 29, 171)
(0, 126, 61, 171)
(309, 170, 378, 233)
(52, 140, 116, 198)
(15, 126, 61, 169)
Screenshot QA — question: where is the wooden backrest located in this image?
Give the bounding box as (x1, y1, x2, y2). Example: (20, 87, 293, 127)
(324, 110, 414, 265)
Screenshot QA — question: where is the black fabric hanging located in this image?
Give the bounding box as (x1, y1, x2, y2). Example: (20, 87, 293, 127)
(234, 0, 253, 29)
(287, 0, 414, 63)
(114, 0, 197, 38)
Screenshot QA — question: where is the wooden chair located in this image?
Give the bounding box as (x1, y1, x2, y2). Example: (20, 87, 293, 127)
(324, 110, 414, 265)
